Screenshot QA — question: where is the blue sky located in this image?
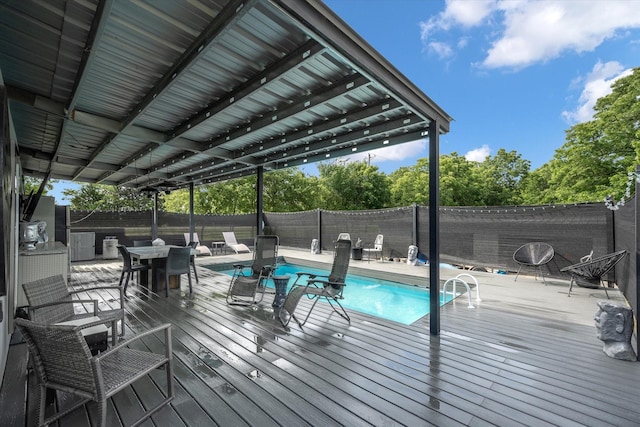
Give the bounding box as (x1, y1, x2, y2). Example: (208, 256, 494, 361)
(316, 0, 640, 172)
(49, 0, 640, 204)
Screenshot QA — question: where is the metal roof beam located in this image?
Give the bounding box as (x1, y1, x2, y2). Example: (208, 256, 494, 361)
(119, 73, 370, 185)
(272, 0, 452, 132)
(168, 39, 325, 139)
(73, 0, 254, 179)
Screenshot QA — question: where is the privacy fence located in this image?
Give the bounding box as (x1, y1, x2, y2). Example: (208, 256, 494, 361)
(71, 198, 640, 358)
(72, 202, 614, 275)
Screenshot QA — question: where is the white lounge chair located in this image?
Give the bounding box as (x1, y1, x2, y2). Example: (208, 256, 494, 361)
(223, 231, 252, 254)
(362, 234, 384, 262)
(183, 232, 212, 256)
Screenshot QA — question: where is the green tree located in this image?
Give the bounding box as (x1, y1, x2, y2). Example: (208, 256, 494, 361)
(262, 168, 322, 212)
(519, 163, 553, 204)
(318, 161, 391, 210)
(164, 178, 256, 214)
(163, 167, 322, 214)
(22, 176, 54, 195)
(64, 184, 154, 211)
(389, 158, 429, 206)
(532, 67, 640, 204)
(439, 153, 484, 206)
(476, 148, 530, 205)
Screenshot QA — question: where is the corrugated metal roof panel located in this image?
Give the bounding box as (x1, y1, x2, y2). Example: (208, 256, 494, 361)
(1, 0, 451, 191)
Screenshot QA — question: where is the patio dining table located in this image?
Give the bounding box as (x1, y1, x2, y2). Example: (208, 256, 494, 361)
(127, 245, 196, 293)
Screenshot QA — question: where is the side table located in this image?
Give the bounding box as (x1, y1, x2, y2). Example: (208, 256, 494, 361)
(272, 275, 290, 308)
(56, 316, 109, 355)
(211, 241, 226, 255)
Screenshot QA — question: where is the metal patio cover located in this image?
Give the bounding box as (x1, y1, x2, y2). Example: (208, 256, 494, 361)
(0, 0, 451, 192)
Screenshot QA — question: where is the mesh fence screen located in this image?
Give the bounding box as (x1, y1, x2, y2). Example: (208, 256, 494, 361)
(613, 195, 636, 319)
(317, 207, 414, 259)
(71, 203, 613, 278)
(70, 200, 639, 352)
(421, 204, 613, 276)
(70, 210, 256, 249)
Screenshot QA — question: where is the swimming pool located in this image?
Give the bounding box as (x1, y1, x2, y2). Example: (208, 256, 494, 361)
(218, 263, 457, 325)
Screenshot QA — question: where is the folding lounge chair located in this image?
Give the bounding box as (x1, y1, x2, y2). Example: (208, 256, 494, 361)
(15, 318, 174, 427)
(279, 239, 351, 328)
(183, 232, 212, 256)
(561, 250, 628, 298)
(226, 235, 279, 305)
(513, 242, 555, 285)
(223, 231, 252, 253)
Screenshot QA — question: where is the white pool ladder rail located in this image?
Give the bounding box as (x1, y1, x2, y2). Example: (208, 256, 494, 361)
(441, 273, 481, 309)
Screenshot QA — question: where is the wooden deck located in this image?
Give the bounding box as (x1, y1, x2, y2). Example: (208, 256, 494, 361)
(3, 249, 640, 426)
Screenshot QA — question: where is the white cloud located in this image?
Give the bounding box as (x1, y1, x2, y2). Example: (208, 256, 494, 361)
(343, 139, 427, 164)
(420, 0, 496, 39)
(428, 41, 454, 59)
(465, 145, 491, 162)
(483, 1, 640, 69)
(561, 61, 633, 124)
(420, 0, 640, 70)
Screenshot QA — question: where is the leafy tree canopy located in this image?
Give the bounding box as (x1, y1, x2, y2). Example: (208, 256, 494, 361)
(65, 184, 154, 211)
(22, 176, 55, 195)
(318, 161, 391, 210)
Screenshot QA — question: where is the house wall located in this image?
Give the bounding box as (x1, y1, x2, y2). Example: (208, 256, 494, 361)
(0, 70, 19, 387)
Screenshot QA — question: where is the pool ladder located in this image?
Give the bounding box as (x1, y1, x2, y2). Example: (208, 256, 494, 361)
(441, 273, 481, 309)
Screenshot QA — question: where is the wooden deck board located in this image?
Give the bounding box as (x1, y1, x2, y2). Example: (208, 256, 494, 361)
(4, 255, 640, 427)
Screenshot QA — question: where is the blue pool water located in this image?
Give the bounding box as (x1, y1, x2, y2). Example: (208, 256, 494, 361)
(220, 263, 456, 325)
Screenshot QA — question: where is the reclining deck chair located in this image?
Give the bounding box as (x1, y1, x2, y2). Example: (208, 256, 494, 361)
(279, 239, 351, 328)
(513, 242, 555, 285)
(183, 232, 212, 256)
(22, 274, 124, 346)
(15, 318, 174, 427)
(223, 231, 252, 253)
(337, 232, 351, 241)
(561, 250, 628, 298)
(226, 235, 279, 305)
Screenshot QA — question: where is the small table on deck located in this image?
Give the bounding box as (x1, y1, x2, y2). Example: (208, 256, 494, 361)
(56, 316, 109, 355)
(272, 275, 290, 308)
(211, 241, 226, 255)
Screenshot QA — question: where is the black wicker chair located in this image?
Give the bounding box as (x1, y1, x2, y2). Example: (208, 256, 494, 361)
(561, 250, 628, 298)
(513, 242, 555, 285)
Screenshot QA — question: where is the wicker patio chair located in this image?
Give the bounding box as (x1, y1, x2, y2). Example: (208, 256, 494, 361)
(279, 239, 351, 328)
(513, 242, 555, 285)
(15, 318, 173, 427)
(22, 274, 125, 346)
(561, 250, 628, 298)
(226, 235, 279, 305)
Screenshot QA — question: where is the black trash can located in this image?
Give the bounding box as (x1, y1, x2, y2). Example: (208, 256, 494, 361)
(352, 247, 362, 260)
